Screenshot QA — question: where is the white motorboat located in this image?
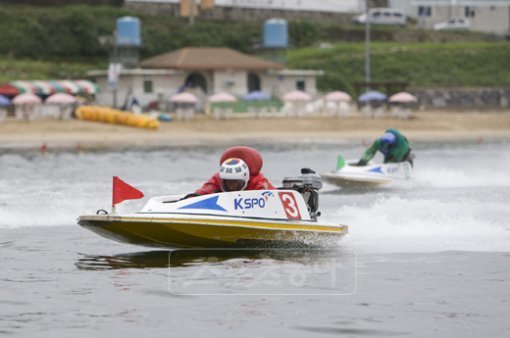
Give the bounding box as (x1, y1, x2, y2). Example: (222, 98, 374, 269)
(78, 169, 348, 248)
(321, 156, 412, 187)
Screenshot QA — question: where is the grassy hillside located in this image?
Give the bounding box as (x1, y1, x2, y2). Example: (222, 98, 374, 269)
(287, 41, 510, 93)
(0, 58, 103, 83)
(0, 4, 260, 61)
(0, 4, 509, 90)
(2, 41, 509, 92)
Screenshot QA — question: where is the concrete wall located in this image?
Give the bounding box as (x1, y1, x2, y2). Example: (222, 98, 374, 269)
(389, 0, 412, 15)
(91, 69, 321, 107)
(125, 1, 355, 23)
(411, 4, 510, 34)
(414, 88, 510, 108)
(93, 73, 186, 107)
(93, 72, 510, 109)
(260, 72, 318, 97)
(213, 70, 248, 96)
(468, 6, 510, 35)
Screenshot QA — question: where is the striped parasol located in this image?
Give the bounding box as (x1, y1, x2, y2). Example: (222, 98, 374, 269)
(8, 80, 100, 95)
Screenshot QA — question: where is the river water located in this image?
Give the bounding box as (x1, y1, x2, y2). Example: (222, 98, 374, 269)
(1, 141, 509, 337)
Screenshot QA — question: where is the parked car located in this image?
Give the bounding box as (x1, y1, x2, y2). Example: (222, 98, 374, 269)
(352, 8, 406, 26)
(433, 18, 471, 31)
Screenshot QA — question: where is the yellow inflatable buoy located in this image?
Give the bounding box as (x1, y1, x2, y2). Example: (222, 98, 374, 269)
(75, 105, 160, 130)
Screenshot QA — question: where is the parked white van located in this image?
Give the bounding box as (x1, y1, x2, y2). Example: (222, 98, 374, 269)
(353, 8, 406, 26)
(433, 18, 470, 31)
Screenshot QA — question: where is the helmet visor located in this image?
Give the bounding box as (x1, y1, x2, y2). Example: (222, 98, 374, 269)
(380, 132, 396, 144)
(222, 179, 246, 192)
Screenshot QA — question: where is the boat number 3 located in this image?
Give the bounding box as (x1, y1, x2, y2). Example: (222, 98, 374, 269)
(278, 192, 301, 220)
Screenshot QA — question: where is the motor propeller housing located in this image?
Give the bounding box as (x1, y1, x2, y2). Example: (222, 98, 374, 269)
(281, 168, 322, 220)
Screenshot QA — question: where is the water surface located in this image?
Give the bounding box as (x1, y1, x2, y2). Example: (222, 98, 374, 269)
(1, 141, 509, 337)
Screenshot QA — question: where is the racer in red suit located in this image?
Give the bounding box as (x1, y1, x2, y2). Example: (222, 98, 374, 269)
(188, 146, 276, 197)
(195, 171, 275, 195)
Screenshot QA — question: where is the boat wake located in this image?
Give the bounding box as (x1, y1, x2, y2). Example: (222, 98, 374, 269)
(329, 192, 510, 253)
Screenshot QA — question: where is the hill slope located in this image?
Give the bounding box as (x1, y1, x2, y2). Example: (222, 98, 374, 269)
(0, 4, 509, 91)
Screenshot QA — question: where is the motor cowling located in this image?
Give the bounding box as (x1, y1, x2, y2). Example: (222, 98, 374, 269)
(282, 168, 322, 220)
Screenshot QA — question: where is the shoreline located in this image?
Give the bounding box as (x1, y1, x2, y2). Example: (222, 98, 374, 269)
(1, 111, 509, 151)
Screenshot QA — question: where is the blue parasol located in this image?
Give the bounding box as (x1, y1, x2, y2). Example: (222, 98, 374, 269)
(358, 90, 387, 102)
(0, 94, 11, 106)
(243, 91, 270, 101)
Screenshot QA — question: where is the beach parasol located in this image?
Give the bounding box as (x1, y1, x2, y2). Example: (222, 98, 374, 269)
(208, 92, 237, 103)
(358, 90, 387, 102)
(243, 91, 270, 101)
(281, 90, 311, 102)
(13, 93, 42, 105)
(324, 91, 351, 102)
(57, 80, 80, 94)
(0, 95, 11, 106)
(389, 92, 417, 103)
(0, 84, 20, 97)
(74, 80, 100, 95)
(45, 93, 77, 104)
(32, 80, 55, 95)
(11, 81, 34, 94)
(170, 92, 198, 103)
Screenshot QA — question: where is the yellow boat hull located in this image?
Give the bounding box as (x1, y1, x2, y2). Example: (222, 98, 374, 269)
(78, 215, 348, 248)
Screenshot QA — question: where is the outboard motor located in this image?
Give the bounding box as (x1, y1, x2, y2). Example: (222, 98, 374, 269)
(282, 168, 323, 220)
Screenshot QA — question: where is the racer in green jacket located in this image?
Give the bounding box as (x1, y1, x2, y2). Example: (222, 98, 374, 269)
(357, 128, 414, 166)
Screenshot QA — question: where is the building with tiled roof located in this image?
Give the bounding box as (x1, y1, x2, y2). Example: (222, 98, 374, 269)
(140, 47, 284, 71)
(88, 47, 323, 110)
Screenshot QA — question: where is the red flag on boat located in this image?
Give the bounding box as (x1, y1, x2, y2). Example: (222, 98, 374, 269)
(112, 176, 144, 207)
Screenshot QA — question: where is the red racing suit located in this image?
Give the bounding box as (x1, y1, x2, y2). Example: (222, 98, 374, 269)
(195, 172, 276, 195)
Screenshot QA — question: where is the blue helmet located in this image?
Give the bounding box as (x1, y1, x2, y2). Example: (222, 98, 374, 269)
(380, 132, 396, 144)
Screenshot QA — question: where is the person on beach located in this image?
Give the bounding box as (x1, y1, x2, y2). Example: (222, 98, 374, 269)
(357, 128, 414, 166)
(184, 146, 275, 198)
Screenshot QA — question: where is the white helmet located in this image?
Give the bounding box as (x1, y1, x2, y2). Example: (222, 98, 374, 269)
(219, 158, 249, 192)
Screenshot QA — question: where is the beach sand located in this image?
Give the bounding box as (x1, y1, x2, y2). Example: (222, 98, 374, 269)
(1, 110, 509, 150)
